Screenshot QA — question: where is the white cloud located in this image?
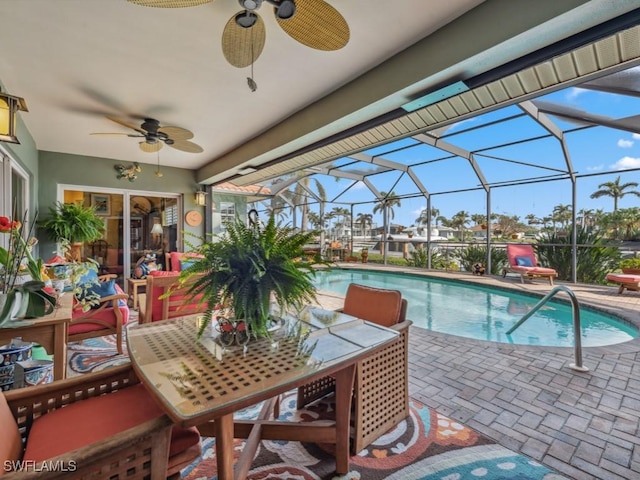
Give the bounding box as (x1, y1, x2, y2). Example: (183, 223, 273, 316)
(633, 133, 640, 140)
(610, 156, 640, 170)
(352, 181, 366, 190)
(566, 87, 587, 101)
(412, 207, 426, 216)
(586, 165, 604, 172)
(618, 139, 634, 148)
(446, 118, 476, 133)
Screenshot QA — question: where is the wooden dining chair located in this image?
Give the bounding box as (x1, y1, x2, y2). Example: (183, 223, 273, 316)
(297, 283, 412, 453)
(1, 364, 201, 479)
(139, 271, 207, 324)
(68, 273, 130, 354)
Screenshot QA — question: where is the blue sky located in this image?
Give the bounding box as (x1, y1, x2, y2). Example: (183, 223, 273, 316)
(263, 80, 640, 229)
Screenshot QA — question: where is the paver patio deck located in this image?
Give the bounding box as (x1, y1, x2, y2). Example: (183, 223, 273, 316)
(315, 264, 640, 480)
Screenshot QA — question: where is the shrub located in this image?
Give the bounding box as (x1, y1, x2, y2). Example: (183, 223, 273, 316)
(619, 257, 640, 269)
(535, 226, 620, 284)
(453, 245, 507, 275)
(406, 246, 449, 269)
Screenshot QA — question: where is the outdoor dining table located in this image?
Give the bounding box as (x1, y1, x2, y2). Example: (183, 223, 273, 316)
(126, 306, 399, 480)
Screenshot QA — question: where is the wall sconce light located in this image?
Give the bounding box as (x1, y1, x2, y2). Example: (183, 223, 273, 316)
(0, 89, 28, 144)
(194, 188, 207, 206)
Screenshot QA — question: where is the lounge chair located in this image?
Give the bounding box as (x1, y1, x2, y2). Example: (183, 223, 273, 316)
(503, 243, 558, 286)
(605, 273, 640, 294)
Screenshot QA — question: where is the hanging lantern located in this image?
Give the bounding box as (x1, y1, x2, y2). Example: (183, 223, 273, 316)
(0, 90, 28, 144)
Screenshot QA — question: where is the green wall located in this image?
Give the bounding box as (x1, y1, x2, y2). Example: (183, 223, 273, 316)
(38, 151, 206, 256)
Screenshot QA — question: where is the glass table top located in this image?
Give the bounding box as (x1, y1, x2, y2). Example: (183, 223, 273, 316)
(127, 306, 398, 422)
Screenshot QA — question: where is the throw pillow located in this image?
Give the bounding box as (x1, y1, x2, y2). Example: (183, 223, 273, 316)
(515, 256, 533, 267)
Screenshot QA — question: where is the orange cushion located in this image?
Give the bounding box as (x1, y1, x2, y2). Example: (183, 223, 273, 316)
(23, 384, 200, 462)
(606, 273, 640, 283)
(69, 284, 129, 334)
(0, 393, 22, 467)
(168, 252, 204, 272)
(342, 283, 402, 327)
(512, 266, 556, 275)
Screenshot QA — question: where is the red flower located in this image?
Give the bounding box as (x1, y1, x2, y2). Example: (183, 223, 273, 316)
(0, 216, 20, 233)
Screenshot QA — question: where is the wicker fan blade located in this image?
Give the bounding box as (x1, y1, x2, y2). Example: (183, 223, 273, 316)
(126, 0, 212, 8)
(139, 141, 163, 153)
(106, 116, 147, 134)
(221, 11, 266, 68)
(169, 140, 204, 153)
(276, 0, 349, 51)
(90, 132, 143, 137)
(158, 126, 194, 140)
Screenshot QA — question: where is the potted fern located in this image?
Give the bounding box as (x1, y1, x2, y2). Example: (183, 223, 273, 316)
(40, 202, 105, 261)
(179, 214, 322, 339)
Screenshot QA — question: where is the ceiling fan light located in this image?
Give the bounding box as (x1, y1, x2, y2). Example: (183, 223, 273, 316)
(235, 10, 258, 28)
(275, 0, 295, 20)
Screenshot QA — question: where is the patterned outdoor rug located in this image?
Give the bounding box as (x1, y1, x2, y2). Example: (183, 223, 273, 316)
(67, 322, 566, 480)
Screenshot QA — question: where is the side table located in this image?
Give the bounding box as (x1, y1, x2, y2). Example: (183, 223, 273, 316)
(0, 295, 72, 381)
(127, 278, 147, 311)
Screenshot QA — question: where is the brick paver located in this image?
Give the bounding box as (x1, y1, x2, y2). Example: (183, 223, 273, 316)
(318, 264, 640, 480)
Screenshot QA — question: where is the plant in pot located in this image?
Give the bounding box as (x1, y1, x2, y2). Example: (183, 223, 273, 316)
(40, 202, 105, 262)
(619, 257, 640, 274)
(179, 214, 324, 340)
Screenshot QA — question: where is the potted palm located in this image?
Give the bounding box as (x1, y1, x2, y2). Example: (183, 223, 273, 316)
(179, 214, 322, 339)
(40, 202, 105, 261)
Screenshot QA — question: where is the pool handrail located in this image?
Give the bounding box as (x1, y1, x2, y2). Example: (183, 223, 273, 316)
(506, 285, 588, 372)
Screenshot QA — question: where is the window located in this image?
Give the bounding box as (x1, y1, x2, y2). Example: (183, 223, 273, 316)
(220, 202, 235, 228)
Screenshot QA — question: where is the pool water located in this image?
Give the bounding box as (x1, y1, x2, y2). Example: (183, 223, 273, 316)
(313, 269, 638, 347)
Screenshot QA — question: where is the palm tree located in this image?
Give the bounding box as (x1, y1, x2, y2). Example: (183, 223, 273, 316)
(471, 214, 486, 226)
(450, 210, 470, 238)
(373, 191, 402, 239)
(552, 204, 572, 231)
(355, 212, 373, 238)
(590, 175, 640, 212)
(525, 213, 541, 225)
(577, 208, 594, 229)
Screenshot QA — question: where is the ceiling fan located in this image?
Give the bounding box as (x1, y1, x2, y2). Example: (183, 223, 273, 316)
(91, 117, 203, 153)
(126, 0, 350, 68)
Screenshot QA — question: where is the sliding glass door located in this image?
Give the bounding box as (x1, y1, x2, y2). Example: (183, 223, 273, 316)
(60, 187, 181, 288)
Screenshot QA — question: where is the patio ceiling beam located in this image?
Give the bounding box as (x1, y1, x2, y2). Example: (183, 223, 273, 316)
(349, 151, 408, 172)
(269, 174, 310, 195)
(413, 132, 489, 191)
(519, 100, 576, 180)
(407, 168, 430, 198)
(518, 100, 564, 139)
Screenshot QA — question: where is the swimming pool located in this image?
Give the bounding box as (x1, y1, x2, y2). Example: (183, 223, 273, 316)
(313, 269, 638, 347)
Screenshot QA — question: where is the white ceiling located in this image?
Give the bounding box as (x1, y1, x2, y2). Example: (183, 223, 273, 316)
(1, 0, 637, 186)
(0, 0, 482, 170)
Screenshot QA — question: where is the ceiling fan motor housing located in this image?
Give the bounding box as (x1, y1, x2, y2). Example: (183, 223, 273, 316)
(239, 0, 262, 11)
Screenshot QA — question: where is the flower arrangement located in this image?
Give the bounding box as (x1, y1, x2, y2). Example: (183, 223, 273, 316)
(0, 213, 44, 293)
(0, 212, 55, 324)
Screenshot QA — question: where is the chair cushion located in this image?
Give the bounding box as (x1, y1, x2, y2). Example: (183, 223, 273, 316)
(515, 256, 533, 267)
(23, 384, 200, 462)
(169, 252, 204, 272)
(606, 273, 640, 283)
(343, 283, 403, 327)
(70, 283, 129, 334)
